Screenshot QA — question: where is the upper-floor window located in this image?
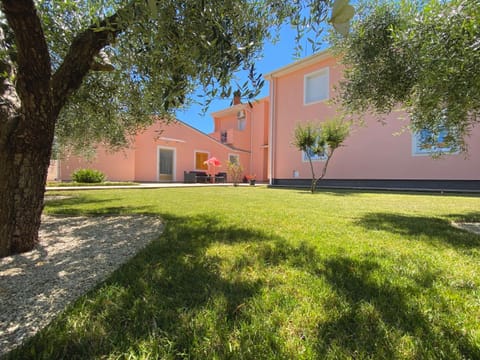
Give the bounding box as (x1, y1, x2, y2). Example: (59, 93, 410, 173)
(220, 131, 227, 143)
(237, 110, 246, 131)
(304, 68, 329, 105)
(412, 128, 457, 155)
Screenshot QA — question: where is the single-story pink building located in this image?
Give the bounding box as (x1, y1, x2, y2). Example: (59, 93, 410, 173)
(54, 97, 269, 183)
(52, 50, 480, 191)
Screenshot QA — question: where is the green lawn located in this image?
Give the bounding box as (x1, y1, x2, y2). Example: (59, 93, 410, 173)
(8, 187, 480, 359)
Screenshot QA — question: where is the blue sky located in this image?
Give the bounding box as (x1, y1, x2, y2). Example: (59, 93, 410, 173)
(175, 24, 330, 134)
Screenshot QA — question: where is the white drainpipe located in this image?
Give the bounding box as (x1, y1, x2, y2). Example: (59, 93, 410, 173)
(268, 77, 275, 185)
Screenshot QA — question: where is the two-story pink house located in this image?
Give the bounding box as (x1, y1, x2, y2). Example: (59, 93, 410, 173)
(53, 49, 480, 190)
(266, 50, 480, 190)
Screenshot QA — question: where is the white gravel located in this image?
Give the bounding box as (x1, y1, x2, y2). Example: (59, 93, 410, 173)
(451, 222, 480, 235)
(0, 214, 164, 357)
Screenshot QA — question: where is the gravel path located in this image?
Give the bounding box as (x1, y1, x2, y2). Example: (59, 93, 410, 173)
(0, 215, 164, 357)
(452, 222, 480, 235)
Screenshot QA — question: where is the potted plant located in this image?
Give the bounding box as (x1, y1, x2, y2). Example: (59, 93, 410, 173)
(246, 174, 256, 186)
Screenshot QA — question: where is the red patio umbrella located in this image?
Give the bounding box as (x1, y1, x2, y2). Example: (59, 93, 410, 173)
(203, 157, 222, 183)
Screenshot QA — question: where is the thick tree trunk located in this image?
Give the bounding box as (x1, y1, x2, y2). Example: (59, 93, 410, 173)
(0, 0, 54, 257)
(0, 131, 53, 256)
(0, 0, 127, 257)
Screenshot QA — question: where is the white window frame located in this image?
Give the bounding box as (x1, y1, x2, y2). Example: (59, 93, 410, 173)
(304, 67, 330, 105)
(411, 129, 458, 156)
(301, 145, 327, 162)
(237, 110, 246, 131)
(194, 150, 210, 171)
(228, 153, 240, 165)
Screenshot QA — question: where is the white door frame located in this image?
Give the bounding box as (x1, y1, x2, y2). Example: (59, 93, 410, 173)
(157, 146, 176, 182)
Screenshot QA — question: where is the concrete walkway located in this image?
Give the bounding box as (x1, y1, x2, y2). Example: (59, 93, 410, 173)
(45, 182, 254, 191)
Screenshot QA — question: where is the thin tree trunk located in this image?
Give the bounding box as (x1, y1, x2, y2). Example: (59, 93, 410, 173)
(312, 149, 336, 193)
(307, 154, 317, 193)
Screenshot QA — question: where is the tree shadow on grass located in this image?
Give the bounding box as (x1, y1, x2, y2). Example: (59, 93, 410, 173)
(447, 211, 480, 223)
(44, 195, 159, 216)
(5, 213, 287, 359)
(314, 255, 479, 359)
(239, 238, 479, 359)
(356, 212, 480, 249)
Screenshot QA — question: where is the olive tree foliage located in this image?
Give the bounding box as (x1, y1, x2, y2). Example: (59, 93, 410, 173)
(293, 119, 350, 193)
(1, 0, 341, 155)
(34, 0, 331, 154)
(331, 0, 480, 153)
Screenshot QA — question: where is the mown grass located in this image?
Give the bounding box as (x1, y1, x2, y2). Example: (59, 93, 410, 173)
(6, 187, 480, 359)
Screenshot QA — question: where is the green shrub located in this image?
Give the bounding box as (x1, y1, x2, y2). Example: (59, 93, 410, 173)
(71, 168, 106, 183)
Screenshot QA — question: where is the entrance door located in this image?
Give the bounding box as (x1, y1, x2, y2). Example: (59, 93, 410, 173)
(158, 148, 175, 182)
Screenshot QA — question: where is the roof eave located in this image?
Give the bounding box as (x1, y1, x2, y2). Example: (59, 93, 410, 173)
(264, 48, 332, 80)
(210, 96, 269, 118)
(210, 103, 246, 118)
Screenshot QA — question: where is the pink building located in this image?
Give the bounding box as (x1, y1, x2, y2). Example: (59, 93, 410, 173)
(53, 50, 480, 190)
(266, 50, 480, 190)
(55, 98, 269, 183)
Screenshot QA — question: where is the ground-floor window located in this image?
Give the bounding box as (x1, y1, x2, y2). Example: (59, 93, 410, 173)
(302, 143, 327, 162)
(412, 129, 457, 155)
(229, 153, 240, 164)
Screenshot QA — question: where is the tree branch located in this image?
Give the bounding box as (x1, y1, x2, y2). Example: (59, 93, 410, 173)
(1, 0, 52, 124)
(51, 1, 139, 117)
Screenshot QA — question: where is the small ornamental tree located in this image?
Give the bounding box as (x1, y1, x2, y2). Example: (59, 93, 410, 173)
(227, 161, 243, 187)
(293, 118, 350, 193)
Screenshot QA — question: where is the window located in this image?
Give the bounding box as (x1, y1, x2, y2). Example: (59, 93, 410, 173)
(237, 110, 246, 131)
(229, 154, 240, 164)
(220, 131, 227, 143)
(302, 145, 327, 162)
(304, 68, 329, 104)
(412, 129, 457, 155)
(195, 151, 209, 170)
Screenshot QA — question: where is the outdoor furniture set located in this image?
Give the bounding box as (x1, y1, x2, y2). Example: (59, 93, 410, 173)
(184, 171, 227, 183)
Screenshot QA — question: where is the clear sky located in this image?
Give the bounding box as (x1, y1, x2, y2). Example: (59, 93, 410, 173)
(175, 24, 330, 134)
